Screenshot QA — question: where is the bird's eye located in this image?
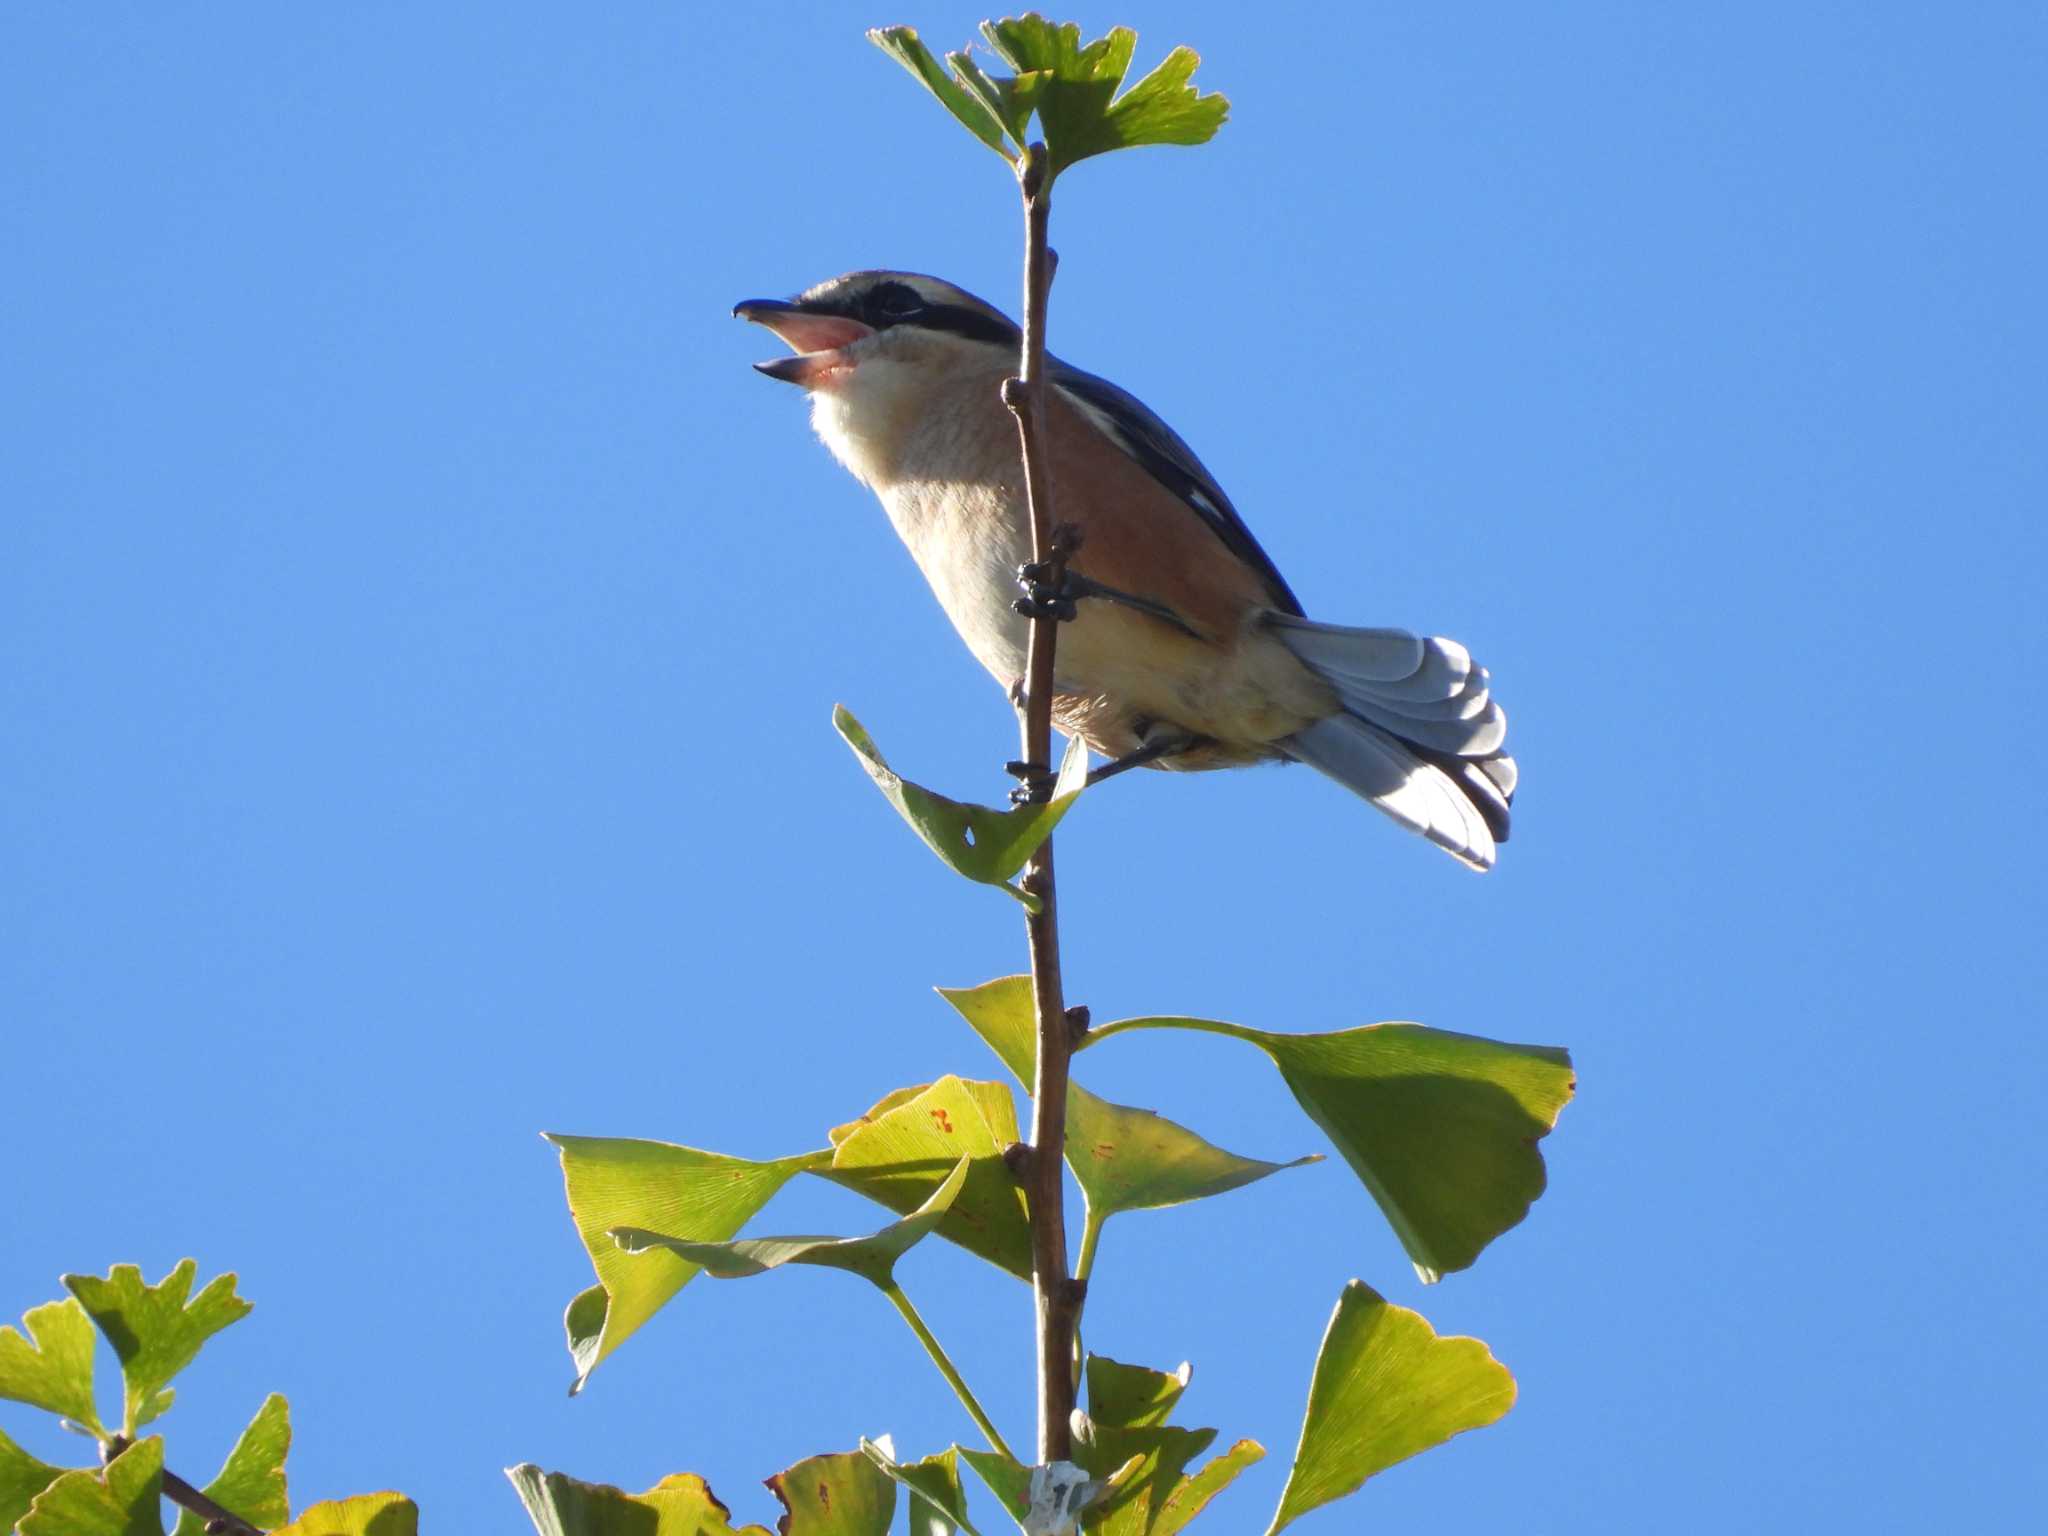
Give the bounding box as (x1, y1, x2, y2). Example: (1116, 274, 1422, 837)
(867, 282, 927, 321)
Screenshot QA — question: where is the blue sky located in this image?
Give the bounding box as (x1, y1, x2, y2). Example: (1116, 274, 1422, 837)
(4, 3, 2043, 1530)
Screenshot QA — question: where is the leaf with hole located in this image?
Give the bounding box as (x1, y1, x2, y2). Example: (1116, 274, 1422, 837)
(1266, 1282, 1515, 1534)
(835, 706, 1085, 911)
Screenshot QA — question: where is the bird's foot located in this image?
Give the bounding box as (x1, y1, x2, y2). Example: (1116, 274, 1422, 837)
(1011, 524, 1087, 622)
(1004, 759, 1059, 806)
(1012, 560, 1079, 623)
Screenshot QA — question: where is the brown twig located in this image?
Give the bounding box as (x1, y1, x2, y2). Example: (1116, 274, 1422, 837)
(1001, 141, 1081, 1466)
(103, 1435, 265, 1535)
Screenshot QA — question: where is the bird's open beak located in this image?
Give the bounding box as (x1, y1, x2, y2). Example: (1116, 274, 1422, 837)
(735, 298, 875, 386)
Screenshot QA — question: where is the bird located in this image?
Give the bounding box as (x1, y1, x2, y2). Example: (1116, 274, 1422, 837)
(735, 270, 1516, 871)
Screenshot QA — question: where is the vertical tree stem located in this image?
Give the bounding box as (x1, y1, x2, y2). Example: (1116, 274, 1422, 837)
(1003, 142, 1079, 1466)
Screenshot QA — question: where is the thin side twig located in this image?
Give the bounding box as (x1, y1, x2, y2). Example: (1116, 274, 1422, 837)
(1001, 141, 1081, 1466)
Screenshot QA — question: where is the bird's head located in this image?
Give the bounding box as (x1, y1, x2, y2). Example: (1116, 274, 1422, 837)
(734, 271, 1019, 391)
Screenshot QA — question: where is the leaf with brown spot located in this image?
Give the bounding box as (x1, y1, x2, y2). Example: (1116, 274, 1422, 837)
(508, 1463, 773, 1535)
(765, 1449, 894, 1536)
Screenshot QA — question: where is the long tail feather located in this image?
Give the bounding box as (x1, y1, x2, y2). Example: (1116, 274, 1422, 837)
(1270, 616, 1516, 870)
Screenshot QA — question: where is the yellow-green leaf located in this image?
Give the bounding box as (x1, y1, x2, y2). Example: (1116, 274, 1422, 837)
(508, 1464, 773, 1536)
(614, 1157, 970, 1288)
(272, 1491, 417, 1536)
(1074, 1357, 1262, 1536)
(0, 1296, 103, 1433)
(834, 707, 1085, 912)
(956, 1449, 1030, 1525)
(859, 1440, 980, 1536)
(823, 1078, 1034, 1281)
(0, 1428, 67, 1534)
(170, 1393, 289, 1536)
(1083, 1013, 1574, 1281)
(545, 1135, 827, 1391)
(940, 977, 1318, 1235)
(63, 1262, 251, 1433)
(765, 1449, 895, 1536)
(20, 1435, 162, 1536)
(1265, 1282, 1515, 1535)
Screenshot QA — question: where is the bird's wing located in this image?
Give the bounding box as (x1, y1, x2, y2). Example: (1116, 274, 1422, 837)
(1050, 359, 1305, 617)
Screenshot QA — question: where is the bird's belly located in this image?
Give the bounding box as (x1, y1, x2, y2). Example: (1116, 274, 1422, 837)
(880, 478, 1035, 684)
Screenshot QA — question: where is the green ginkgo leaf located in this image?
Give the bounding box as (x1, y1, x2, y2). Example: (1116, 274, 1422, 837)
(1266, 1282, 1515, 1535)
(939, 977, 1318, 1269)
(170, 1393, 290, 1536)
(1083, 1012, 1574, 1281)
(824, 1077, 1034, 1281)
(955, 1448, 1030, 1525)
(271, 1491, 418, 1536)
(0, 1297, 102, 1433)
(858, 1440, 980, 1536)
(64, 1262, 252, 1433)
(20, 1435, 162, 1536)
(507, 1464, 773, 1536)
(1074, 1357, 1262, 1536)
(613, 1156, 970, 1288)
(834, 707, 1085, 912)
(765, 1449, 896, 1536)
(0, 1429, 66, 1535)
(545, 1135, 828, 1391)
(867, 27, 1016, 162)
(980, 17, 1228, 179)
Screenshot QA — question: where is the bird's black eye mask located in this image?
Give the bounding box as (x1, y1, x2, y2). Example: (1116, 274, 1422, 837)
(862, 280, 928, 324)
(837, 282, 1021, 348)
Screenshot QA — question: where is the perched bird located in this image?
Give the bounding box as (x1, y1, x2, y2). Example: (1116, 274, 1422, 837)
(737, 270, 1516, 870)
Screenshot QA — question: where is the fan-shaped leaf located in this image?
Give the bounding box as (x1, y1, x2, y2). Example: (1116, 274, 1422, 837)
(824, 1078, 1034, 1281)
(1265, 1282, 1515, 1535)
(546, 1135, 827, 1391)
(0, 1429, 66, 1535)
(940, 977, 1318, 1230)
(1083, 1013, 1573, 1281)
(63, 1262, 251, 1433)
(766, 1449, 896, 1536)
(20, 1435, 162, 1536)
(272, 1491, 417, 1536)
(170, 1393, 289, 1536)
(0, 1297, 102, 1432)
(508, 1464, 772, 1536)
(834, 707, 1085, 912)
